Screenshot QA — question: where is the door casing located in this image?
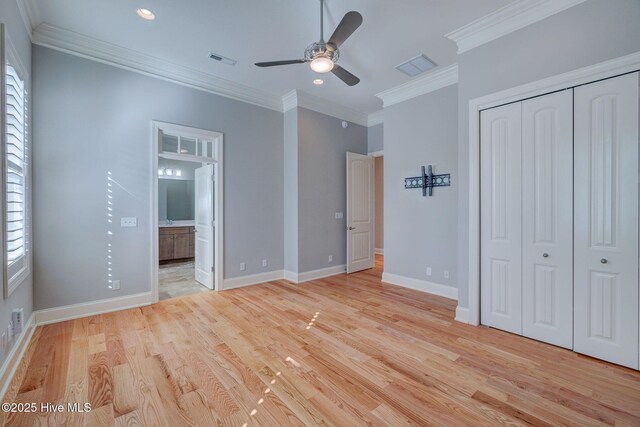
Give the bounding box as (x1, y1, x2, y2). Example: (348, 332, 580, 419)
(151, 121, 224, 300)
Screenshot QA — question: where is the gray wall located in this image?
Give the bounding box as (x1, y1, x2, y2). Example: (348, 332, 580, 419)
(374, 156, 383, 250)
(368, 123, 384, 153)
(297, 108, 368, 273)
(385, 84, 458, 287)
(283, 108, 298, 273)
(32, 46, 284, 310)
(0, 2, 33, 367)
(456, 0, 640, 307)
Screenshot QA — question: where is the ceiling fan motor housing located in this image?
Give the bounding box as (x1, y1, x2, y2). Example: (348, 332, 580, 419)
(304, 41, 340, 63)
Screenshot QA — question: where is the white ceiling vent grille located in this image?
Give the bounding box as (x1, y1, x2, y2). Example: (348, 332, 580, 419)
(395, 54, 436, 77)
(208, 52, 237, 66)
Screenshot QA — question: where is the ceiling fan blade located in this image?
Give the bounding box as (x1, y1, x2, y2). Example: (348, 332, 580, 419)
(332, 65, 360, 86)
(328, 11, 363, 48)
(255, 60, 307, 67)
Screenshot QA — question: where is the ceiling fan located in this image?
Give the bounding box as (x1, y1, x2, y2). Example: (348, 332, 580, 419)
(255, 0, 363, 86)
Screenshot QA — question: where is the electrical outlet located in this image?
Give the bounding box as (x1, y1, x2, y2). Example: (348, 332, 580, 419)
(262, 259, 268, 267)
(112, 279, 121, 290)
(444, 270, 450, 279)
(12, 309, 23, 334)
(240, 262, 246, 271)
(335, 212, 343, 219)
(426, 267, 432, 276)
(7, 323, 13, 341)
(328, 255, 333, 263)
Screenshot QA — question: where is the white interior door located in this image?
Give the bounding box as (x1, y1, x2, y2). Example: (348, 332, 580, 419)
(480, 102, 523, 335)
(347, 152, 374, 273)
(521, 90, 574, 349)
(574, 72, 639, 369)
(195, 164, 214, 289)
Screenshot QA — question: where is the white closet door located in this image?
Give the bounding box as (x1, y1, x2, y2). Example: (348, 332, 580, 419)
(521, 90, 574, 348)
(481, 103, 523, 334)
(574, 72, 639, 369)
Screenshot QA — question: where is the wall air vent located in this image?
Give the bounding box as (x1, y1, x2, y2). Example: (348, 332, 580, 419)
(395, 54, 436, 77)
(208, 52, 237, 66)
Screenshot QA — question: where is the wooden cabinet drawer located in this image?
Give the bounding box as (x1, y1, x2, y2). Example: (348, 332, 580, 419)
(160, 227, 190, 235)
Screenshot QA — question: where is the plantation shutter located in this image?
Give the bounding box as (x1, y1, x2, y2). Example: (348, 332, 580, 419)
(5, 60, 27, 281)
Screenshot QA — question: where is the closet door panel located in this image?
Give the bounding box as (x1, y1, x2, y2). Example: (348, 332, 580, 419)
(574, 72, 639, 369)
(481, 103, 522, 334)
(521, 90, 574, 349)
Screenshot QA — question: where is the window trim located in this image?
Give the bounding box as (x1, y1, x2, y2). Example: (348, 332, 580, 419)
(1, 25, 31, 298)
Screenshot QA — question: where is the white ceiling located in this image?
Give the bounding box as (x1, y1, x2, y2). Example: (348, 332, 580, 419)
(29, 0, 512, 114)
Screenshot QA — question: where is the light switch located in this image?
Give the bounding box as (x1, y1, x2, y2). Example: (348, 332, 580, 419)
(335, 212, 344, 219)
(121, 217, 137, 227)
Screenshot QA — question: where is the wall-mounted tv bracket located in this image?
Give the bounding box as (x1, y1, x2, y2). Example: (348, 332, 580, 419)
(404, 165, 451, 197)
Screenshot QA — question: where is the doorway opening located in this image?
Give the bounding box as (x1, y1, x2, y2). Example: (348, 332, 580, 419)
(151, 122, 223, 302)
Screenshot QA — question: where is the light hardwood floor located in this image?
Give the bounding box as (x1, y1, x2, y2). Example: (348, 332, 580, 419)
(2, 256, 640, 426)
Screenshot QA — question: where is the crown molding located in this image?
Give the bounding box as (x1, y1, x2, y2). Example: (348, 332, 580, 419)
(32, 24, 284, 111)
(15, 0, 41, 40)
(30, 24, 377, 121)
(445, 0, 587, 54)
(282, 90, 369, 127)
(375, 64, 458, 108)
(367, 110, 384, 127)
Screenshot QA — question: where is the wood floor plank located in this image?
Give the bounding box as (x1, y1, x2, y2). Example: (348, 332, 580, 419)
(88, 351, 113, 409)
(2, 255, 640, 426)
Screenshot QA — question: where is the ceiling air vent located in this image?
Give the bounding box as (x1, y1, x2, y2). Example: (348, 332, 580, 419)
(208, 52, 237, 66)
(395, 54, 436, 77)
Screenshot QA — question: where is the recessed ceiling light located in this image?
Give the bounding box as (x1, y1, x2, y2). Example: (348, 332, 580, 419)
(313, 79, 324, 85)
(137, 8, 155, 20)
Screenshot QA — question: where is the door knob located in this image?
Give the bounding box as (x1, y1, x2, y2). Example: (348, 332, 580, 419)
(600, 258, 608, 264)
(347, 226, 355, 230)
(542, 253, 549, 258)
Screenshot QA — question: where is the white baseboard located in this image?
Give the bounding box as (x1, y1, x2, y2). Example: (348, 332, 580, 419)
(374, 248, 384, 255)
(283, 270, 298, 282)
(382, 272, 458, 300)
(455, 305, 470, 323)
(0, 312, 36, 399)
(222, 270, 285, 290)
(298, 264, 346, 283)
(34, 291, 154, 326)
(285, 265, 346, 284)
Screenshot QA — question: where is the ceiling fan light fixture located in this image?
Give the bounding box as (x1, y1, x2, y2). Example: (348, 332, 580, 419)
(310, 57, 334, 73)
